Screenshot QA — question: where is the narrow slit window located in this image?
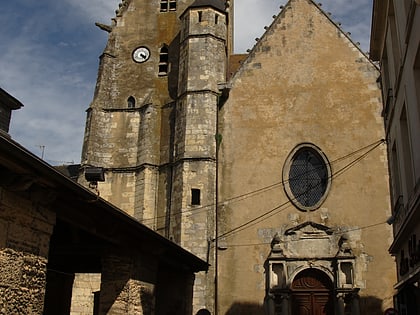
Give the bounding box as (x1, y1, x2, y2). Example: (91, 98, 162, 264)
(414, 46, 420, 120)
(215, 14, 219, 25)
(127, 96, 135, 108)
(191, 189, 201, 205)
(400, 106, 414, 193)
(198, 11, 203, 22)
(159, 46, 169, 76)
(340, 263, 354, 285)
(391, 142, 402, 204)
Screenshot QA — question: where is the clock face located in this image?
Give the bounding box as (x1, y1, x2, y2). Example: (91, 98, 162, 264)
(132, 46, 150, 63)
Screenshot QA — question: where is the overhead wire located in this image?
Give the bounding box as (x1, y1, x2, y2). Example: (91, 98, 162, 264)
(138, 139, 386, 230)
(215, 221, 388, 248)
(212, 139, 386, 241)
(139, 139, 384, 225)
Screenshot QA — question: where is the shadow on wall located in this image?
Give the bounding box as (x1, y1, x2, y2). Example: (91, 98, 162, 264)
(225, 302, 265, 315)
(223, 297, 384, 315)
(359, 296, 385, 315)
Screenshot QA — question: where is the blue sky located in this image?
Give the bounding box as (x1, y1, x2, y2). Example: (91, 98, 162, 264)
(1, 0, 373, 165)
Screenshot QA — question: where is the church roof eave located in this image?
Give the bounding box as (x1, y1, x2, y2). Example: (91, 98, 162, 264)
(369, 0, 388, 61)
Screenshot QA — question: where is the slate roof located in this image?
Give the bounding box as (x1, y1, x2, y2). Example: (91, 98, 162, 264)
(189, 0, 226, 12)
(0, 88, 24, 110)
(228, 54, 247, 80)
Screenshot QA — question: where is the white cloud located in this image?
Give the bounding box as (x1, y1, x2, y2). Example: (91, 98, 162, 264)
(314, 0, 372, 51)
(234, 0, 372, 52)
(0, 0, 106, 163)
(64, 0, 121, 23)
(1, 0, 373, 165)
(234, 0, 287, 52)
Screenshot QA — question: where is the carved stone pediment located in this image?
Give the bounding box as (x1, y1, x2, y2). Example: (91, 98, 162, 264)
(266, 221, 359, 299)
(270, 221, 339, 259)
(285, 221, 333, 237)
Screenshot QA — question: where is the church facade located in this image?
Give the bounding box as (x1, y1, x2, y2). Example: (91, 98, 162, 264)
(80, 0, 396, 314)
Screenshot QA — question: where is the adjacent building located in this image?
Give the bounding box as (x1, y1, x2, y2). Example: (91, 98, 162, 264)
(79, 0, 396, 314)
(0, 87, 23, 135)
(370, 0, 420, 313)
(0, 88, 207, 314)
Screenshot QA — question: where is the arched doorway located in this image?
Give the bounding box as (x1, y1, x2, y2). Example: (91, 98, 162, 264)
(291, 268, 334, 315)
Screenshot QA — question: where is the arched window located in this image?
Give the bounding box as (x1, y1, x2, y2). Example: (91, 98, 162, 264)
(127, 96, 135, 108)
(159, 46, 169, 76)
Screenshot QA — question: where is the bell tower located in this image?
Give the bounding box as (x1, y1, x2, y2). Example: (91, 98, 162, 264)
(80, 0, 230, 312)
(80, 0, 189, 226)
(80, 0, 232, 231)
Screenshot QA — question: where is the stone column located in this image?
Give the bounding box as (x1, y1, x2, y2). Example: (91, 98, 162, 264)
(70, 273, 101, 315)
(350, 292, 361, 315)
(264, 293, 275, 315)
(99, 251, 156, 315)
(336, 293, 345, 315)
(265, 291, 290, 315)
(280, 293, 290, 315)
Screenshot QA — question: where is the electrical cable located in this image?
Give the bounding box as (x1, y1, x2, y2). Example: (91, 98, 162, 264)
(213, 221, 387, 248)
(212, 139, 386, 241)
(139, 139, 385, 225)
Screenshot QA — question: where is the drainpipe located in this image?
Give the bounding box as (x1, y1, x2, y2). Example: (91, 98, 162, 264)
(215, 82, 230, 315)
(215, 94, 220, 315)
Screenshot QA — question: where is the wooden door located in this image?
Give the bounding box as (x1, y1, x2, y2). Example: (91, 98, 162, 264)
(291, 269, 334, 315)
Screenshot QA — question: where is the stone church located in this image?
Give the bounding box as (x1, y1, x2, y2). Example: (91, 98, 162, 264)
(79, 0, 396, 314)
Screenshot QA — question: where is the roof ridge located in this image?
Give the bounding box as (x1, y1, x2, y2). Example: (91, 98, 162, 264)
(228, 0, 375, 82)
(189, 0, 226, 12)
(309, 0, 373, 62)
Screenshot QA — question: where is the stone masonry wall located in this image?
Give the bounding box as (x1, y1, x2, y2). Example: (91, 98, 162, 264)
(99, 251, 157, 315)
(0, 187, 56, 314)
(218, 0, 395, 313)
(70, 273, 101, 315)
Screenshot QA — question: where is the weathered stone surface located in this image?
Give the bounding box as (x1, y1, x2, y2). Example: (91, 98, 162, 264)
(70, 273, 101, 315)
(78, 0, 396, 314)
(0, 184, 55, 314)
(218, 0, 395, 313)
(0, 249, 48, 315)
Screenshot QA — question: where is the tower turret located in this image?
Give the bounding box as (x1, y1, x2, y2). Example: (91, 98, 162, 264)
(170, 0, 228, 312)
(80, 0, 203, 227)
(79, 1, 231, 311)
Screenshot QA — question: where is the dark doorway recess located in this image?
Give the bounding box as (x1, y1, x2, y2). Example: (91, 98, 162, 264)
(291, 269, 334, 315)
